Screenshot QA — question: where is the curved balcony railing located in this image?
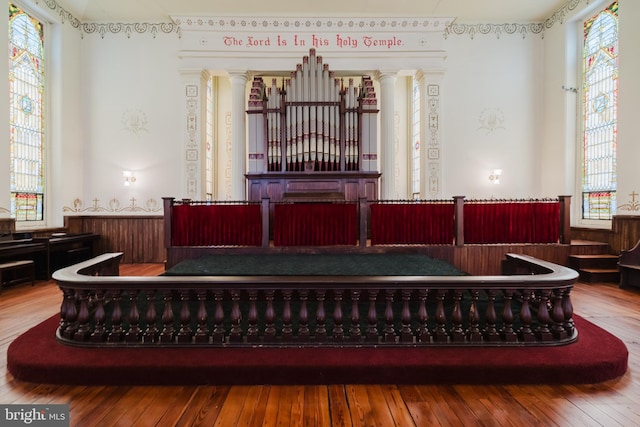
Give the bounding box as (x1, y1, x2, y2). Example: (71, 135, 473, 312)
(53, 252, 578, 348)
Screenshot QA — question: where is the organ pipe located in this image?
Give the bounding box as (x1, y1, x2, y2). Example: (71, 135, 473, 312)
(247, 49, 378, 172)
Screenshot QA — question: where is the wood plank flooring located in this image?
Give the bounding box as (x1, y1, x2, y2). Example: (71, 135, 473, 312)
(1, 263, 639, 426)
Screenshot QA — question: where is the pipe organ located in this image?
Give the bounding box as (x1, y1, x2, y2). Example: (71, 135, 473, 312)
(247, 49, 380, 203)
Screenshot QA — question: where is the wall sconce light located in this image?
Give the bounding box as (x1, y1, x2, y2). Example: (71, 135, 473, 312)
(123, 170, 136, 186)
(489, 169, 502, 184)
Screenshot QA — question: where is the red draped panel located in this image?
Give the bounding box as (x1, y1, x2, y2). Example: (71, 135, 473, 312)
(463, 201, 560, 244)
(370, 203, 455, 245)
(273, 203, 358, 246)
(171, 204, 262, 246)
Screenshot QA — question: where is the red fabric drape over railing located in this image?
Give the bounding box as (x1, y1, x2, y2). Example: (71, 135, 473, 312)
(369, 202, 455, 245)
(171, 204, 262, 246)
(273, 203, 358, 246)
(463, 201, 560, 244)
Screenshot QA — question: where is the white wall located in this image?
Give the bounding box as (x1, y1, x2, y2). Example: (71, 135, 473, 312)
(75, 32, 182, 214)
(441, 32, 543, 199)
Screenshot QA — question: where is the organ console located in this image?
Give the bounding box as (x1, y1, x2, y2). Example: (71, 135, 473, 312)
(246, 49, 380, 203)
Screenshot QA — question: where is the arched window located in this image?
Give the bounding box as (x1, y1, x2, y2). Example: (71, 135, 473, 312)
(411, 77, 420, 199)
(9, 3, 45, 221)
(581, 2, 618, 220)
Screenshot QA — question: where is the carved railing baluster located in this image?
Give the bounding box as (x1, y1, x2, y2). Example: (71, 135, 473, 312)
(107, 290, 124, 343)
(400, 289, 413, 343)
(467, 289, 482, 343)
(91, 290, 107, 342)
(73, 289, 91, 341)
(195, 290, 209, 344)
(160, 290, 175, 343)
(366, 290, 379, 342)
(536, 290, 552, 341)
(434, 290, 448, 342)
(229, 290, 243, 343)
(298, 290, 310, 341)
(332, 290, 344, 342)
(315, 290, 327, 342)
(143, 290, 159, 344)
(281, 289, 293, 341)
(417, 289, 431, 343)
(551, 288, 568, 339)
(247, 290, 259, 342)
(177, 290, 192, 343)
(451, 289, 465, 342)
(383, 289, 396, 343)
(518, 290, 534, 342)
(212, 290, 225, 344)
(349, 290, 361, 342)
(264, 290, 276, 342)
(484, 289, 499, 342)
(562, 288, 575, 335)
(61, 289, 78, 339)
(125, 290, 142, 343)
(501, 289, 517, 342)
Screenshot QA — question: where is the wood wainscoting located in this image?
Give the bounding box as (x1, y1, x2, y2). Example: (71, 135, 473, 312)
(64, 216, 164, 264)
(572, 215, 640, 254)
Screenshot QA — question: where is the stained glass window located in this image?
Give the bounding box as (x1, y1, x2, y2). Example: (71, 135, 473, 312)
(581, 2, 618, 220)
(9, 3, 45, 221)
(411, 78, 420, 199)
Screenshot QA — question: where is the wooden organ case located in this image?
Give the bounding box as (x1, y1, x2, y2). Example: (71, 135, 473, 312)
(246, 49, 380, 202)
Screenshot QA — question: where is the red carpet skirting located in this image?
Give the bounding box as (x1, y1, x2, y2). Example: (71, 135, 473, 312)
(7, 315, 627, 385)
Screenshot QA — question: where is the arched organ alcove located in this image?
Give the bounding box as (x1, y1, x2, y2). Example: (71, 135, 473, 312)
(246, 49, 380, 202)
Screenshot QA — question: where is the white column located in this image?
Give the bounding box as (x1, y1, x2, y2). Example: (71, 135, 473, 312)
(376, 71, 398, 199)
(179, 69, 209, 200)
(228, 71, 249, 200)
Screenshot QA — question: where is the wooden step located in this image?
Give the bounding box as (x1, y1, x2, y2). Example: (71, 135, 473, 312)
(568, 254, 619, 270)
(579, 268, 620, 283)
(569, 240, 612, 256)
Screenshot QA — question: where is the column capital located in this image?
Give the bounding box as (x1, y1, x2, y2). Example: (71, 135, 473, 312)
(415, 68, 446, 83)
(374, 70, 399, 82)
(226, 70, 250, 83)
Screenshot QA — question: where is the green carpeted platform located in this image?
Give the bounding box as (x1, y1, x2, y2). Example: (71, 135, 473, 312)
(164, 253, 467, 276)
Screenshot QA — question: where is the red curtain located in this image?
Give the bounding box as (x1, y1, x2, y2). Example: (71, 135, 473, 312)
(369, 203, 455, 245)
(171, 204, 262, 246)
(463, 201, 560, 244)
(273, 203, 358, 246)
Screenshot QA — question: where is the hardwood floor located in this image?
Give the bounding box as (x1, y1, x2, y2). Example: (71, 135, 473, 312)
(1, 263, 640, 426)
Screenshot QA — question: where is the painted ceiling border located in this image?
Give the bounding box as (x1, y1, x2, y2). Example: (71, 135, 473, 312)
(29, 0, 591, 39)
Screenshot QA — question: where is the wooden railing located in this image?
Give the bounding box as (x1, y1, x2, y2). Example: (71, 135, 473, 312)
(53, 253, 578, 348)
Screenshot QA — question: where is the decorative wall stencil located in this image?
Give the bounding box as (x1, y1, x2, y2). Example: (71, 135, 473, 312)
(63, 197, 162, 213)
(184, 83, 200, 199)
(173, 17, 453, 32)
(618, 191, 640, 212)
(82, 22, 179, 39)
(445, 23, 544, 39)
(224, 112, 233, 198)
(478, 108, 506, 134)
(427, 85, 441, 197)
(121, 108, 149, 135)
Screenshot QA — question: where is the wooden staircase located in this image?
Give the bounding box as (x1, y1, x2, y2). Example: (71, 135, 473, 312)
(568, 240, 620, 283)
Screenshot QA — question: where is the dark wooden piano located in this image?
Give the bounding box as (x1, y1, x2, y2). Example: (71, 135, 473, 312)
(0, 232, 100, 280)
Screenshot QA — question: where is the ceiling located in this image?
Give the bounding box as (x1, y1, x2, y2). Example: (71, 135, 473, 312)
(54, 0, 569, 23)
